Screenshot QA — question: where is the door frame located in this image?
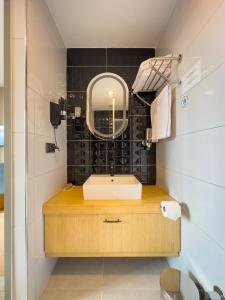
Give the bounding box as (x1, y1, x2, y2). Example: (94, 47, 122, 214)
(4, 0, 12, 298)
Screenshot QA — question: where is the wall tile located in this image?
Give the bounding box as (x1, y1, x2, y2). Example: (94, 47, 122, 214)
(13, 132, 26, 228)
(67, 66, 106, 91)
(67, 48, 156, 185)
(181, 219, 225, 291)
(12, 0, 26, 38)
(107, 48, 155, 66)
(67, 92, 86, 117)
(12, 38, 26, 133)
(27, 88, 35, 134)
(107, 66, 138, 90)
(28, 133, 35, 179)
(130, 93, 154, 116)
(176, 62, 225, 136)
(27, 1, 67, 298)
(67, 141, 91, 165)
(14, 226, 27, 300)
(67, 48, 106, 66)
(157, 0, 225, 291)
(34, 134, 66, 176)
(27, 0, 66, 101)
(34, 94, 52, 137)
(130, 116, 151, 140)
(157, 0, 223, 56)
(67, 117, 90, 140)
(158, 168, 225, 252)
(179, 2, 225, 84)
(27, 178, 35, 226)
(159, 127, 225, 189)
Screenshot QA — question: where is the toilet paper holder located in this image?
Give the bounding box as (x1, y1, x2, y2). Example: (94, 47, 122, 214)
(160, 201, 182, 221)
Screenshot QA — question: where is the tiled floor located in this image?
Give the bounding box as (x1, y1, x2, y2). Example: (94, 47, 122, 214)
(40, 258, 168, 300)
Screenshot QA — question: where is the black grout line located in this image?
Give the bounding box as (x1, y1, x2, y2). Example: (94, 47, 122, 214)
(68, 164, 156, 167)
(67, 90, 86, 93)
(67, 65, 140, 68)
(106, 48, 107, 72)
(66, 139, 150, 142)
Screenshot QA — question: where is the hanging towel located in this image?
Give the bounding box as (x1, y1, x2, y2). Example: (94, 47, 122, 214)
(150, 98, 158, 143)
(151, 85, 172, 142)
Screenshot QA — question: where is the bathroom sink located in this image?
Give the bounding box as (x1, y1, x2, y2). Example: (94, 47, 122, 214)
(83, 175, 142, 200)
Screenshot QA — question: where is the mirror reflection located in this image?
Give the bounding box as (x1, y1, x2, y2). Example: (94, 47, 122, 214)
(86, 73, 129, 140)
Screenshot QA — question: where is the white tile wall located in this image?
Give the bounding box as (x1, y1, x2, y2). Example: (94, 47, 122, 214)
(157, 0, 225, 292)
(11, 0, 26, 39)
(26, 0, 67, 299)
(11, 1, 27, 299)
(176, 63, 225, 136)
(12, 38, 26, 133)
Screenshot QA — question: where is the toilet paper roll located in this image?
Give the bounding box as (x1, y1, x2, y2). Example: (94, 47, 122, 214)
(161, 201, 181, 221)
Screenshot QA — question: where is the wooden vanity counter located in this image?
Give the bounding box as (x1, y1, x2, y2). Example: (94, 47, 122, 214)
(43, 186, 180, 257)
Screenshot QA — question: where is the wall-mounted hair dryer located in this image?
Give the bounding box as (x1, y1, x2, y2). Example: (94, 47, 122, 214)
(47, 97, 82, 153)
(50, 97, 67, 129)
(47, 97, 67, 153)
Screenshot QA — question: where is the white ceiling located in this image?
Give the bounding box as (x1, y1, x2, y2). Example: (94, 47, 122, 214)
(45, 0, 177, 48)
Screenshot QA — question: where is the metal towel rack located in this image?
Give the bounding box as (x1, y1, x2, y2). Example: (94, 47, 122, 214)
(132, 54, 182, 107)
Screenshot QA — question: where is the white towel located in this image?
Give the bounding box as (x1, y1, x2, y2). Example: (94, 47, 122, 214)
(132, 58, 151, 91)
(150, 98, 158, 143)
(151, 85, 172, 142)
(132, 54, 172, 93)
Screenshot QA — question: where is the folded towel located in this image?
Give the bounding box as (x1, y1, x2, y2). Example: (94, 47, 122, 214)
(132, 55, 172, 93)
(151, 85, 172, 142)
(150, 98, 158, 143)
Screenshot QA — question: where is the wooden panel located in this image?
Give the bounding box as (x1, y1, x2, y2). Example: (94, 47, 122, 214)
(45, 213, 180, 257)
(45, 215, 101, 255)
(0, 194, 4, 211)
(100, 214, 180, 254)
(43, 186, 174, 215)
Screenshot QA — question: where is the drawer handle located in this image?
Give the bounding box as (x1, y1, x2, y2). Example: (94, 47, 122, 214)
(104, 218, 122, 223)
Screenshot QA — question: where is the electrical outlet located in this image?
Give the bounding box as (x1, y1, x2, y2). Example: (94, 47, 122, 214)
(45, 143, 57, 153)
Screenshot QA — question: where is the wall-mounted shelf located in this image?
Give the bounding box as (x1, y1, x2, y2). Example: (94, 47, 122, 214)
(132, 54, 182, 107)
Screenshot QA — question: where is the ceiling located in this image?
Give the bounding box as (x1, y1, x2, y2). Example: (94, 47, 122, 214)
(45, 0, 177, 48)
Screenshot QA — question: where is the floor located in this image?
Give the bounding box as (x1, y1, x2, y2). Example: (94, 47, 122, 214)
(0, 211, 4, 300)
(40, 258, 168, 300)
(0, 211, 4, 276)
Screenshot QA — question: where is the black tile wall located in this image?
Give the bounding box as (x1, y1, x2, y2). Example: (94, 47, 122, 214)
(67, 48, 106, 66)
(67, 48, 156, 185)
(107, 48, 155, 66)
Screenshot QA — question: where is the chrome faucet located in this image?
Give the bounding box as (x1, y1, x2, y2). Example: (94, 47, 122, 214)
(110, 162, 115, 177)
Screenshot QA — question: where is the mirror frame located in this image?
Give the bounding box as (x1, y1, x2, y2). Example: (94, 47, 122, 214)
(86, 72, 129, 140)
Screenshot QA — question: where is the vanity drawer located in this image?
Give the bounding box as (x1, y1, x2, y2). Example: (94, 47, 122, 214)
(45, 215, 101, 256)
(45, 213, 180, 257)
(100, 214, 180, 255)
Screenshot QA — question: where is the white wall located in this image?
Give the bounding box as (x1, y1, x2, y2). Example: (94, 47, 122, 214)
(11, 0, 27, 298)
(157, 0, 225, 292)
(26, 0, 67, 299)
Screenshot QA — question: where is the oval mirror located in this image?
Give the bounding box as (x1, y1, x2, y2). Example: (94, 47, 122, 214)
(86, 72, 129, 140)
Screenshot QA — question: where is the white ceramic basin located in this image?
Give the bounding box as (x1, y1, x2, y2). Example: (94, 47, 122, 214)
(83, 175, 142, 200)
